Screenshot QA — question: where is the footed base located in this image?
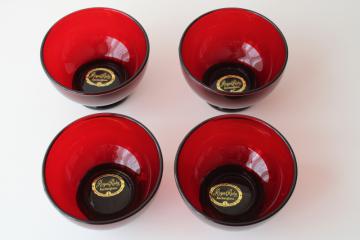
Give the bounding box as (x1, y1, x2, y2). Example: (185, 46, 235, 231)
(85, 97, 129, 110)
(208, 103, 250, 112)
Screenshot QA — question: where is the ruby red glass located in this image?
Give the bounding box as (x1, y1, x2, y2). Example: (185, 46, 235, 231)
(41, 8, 149, 109)
(43, 113, 162, 224)
(179, 8, 288, 112)
(175, 115, 297, 226)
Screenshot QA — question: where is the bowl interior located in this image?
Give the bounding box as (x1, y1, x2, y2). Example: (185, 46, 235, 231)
(176, 115, 296, 224)
(180, 8, 287, 89)
(42, 8, 148, 90)
(43, 114, 162, 222)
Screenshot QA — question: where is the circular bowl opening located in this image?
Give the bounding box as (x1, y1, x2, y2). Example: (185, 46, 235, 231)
(41, 8, 149, 95)
(43, 113, 162, 224)
(180, 8, 288, 95)
(175, 114, 297, 226)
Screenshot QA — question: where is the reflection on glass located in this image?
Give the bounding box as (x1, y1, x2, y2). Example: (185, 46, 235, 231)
(114, 146, 140, 174)
(105, 37, 130, 62)
(238, 43, 263, 71)
(246, 150, 269, 182)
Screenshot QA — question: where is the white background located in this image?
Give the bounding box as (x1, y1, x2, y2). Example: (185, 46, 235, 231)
(0, 0, 359, 239)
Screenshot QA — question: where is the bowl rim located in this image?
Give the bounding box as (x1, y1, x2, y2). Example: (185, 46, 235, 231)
(40, 7, 150, 96)
(42, 113, 163, 225)
(178, 7, 289, 97)
(174, 114, 297, 226)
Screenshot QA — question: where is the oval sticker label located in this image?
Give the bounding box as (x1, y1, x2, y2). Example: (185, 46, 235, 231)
(92, 174, 125, 197)
(85, 68, 116, 87)
(216, 75, 247, 93)
(209, 183, 243, 207)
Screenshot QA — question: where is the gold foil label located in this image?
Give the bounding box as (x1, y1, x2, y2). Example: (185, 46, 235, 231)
(209, 183, 242, 207)
(92, 174, 125, 197)
(216, 75, 247, 93)
(85, 68, 116, 87)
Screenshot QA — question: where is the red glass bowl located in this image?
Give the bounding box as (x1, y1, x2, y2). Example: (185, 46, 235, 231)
(175, 115, 297, 226)
(179, 8, 288, 112)
(41, 8, 149, 109)
(43, 114, 162, 224)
